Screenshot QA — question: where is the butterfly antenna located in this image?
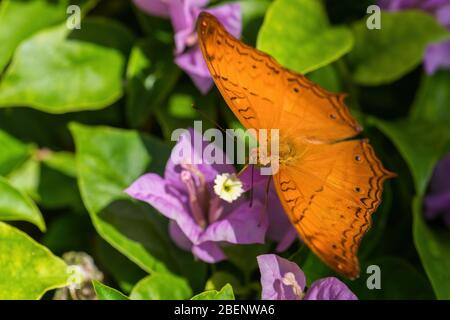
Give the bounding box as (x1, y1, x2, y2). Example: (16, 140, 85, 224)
(192, 104, 233, 139)
(249, 164, 254, 208)
(192, 103, 239, 165)
(264, 175, 272, 210)
(255, 175, 272, 227)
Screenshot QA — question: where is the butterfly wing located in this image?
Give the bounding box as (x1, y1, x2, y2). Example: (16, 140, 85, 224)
(198, 12, 393, 279)
(273, 140, 394, 279)
(197, 12, 361, 142)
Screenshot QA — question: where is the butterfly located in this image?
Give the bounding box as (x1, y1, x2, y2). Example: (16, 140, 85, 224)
(196, 12, 395, 279)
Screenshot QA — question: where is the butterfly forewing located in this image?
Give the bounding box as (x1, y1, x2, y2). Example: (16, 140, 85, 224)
(198, 13, 285, 131)
(197, 12, 362, 142)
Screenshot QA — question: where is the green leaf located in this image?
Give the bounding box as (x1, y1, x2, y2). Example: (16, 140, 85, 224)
(413, 197, 450, 299)
(130, 273, 192, 300)
(0, 222, 69, 299)
(205, 272, 242, 292)
(6, 158, 40, 200)
(297, 252, 434, 299)
(0, 21, 129, 113)
(348, 256, 434, 299)
(70, 123, 206, 290)
(191, 284, 235, 300)
(94, 238, 147, 294)
(126, 39, 181, 128)
(0, 129, 32, 176)
(0, 0, 68, 71)
(41, 151, 77, 178)
(0, 176, 45, 231)
(410, 71, 450, 130)
(368, 117, 450, 195)
(68, 17, 135, 57)
(257, 0, 354, 73)
(93, 280, 129, 300)
(6, 152, 82, 211)
(348, 11, 450, 85)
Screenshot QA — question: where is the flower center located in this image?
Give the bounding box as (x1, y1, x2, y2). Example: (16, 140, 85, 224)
(281, 272, 304, 300)
(213, 173, 244, 203)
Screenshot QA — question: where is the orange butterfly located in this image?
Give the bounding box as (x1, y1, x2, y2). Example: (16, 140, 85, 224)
(197, 12, 395, 279)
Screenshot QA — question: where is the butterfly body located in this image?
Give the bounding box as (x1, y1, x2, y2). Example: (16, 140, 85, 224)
(197, 12, 394, 279)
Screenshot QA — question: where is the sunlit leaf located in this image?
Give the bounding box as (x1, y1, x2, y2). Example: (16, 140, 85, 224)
(191, 284, 235, 300)
(93, 280, 129, 300)
(0, 222, 68, 299)
(130, 273, 192, 300)
(0, 177, 45, 231)
(257, 0, 354, 73)
(0, 19, 133, 113)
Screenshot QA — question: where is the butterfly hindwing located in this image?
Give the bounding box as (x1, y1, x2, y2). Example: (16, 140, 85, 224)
(273, 140, 394, 278)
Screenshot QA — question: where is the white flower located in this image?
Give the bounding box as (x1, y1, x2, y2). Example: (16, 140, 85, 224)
(213, 173, 244, 203)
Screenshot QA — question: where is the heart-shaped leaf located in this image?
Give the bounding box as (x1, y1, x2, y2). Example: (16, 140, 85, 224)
(257, 0, 354, 73)
(348, 11, 450, 85)
(0, 222, 68, 299)
(0, 0, 69, 71)
(93, 280, 128, 300)
(130, 273, 192, 300)
(0, 177, 45, 231)
(410, 71, 450, 130)
(0, 18, 133, 113)
(0, 129, 32, 176)
(191, 284, 235, 300)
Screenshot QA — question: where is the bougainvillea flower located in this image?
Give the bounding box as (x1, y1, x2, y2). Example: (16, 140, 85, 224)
(257, 254, 358, 300)
(378, 0, 450, 74)
(424, 153, 450, 228)
(126, 129, 268, 263)
(240, 166, 298, 252)
(133, 0, 242, 93)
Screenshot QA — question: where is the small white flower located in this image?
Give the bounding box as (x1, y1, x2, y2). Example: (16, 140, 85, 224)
(67, 265, 85, 290)
(213, 173, 244, 203)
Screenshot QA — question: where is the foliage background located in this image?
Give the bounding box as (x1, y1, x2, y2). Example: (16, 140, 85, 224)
(0, 0, 449, 300)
